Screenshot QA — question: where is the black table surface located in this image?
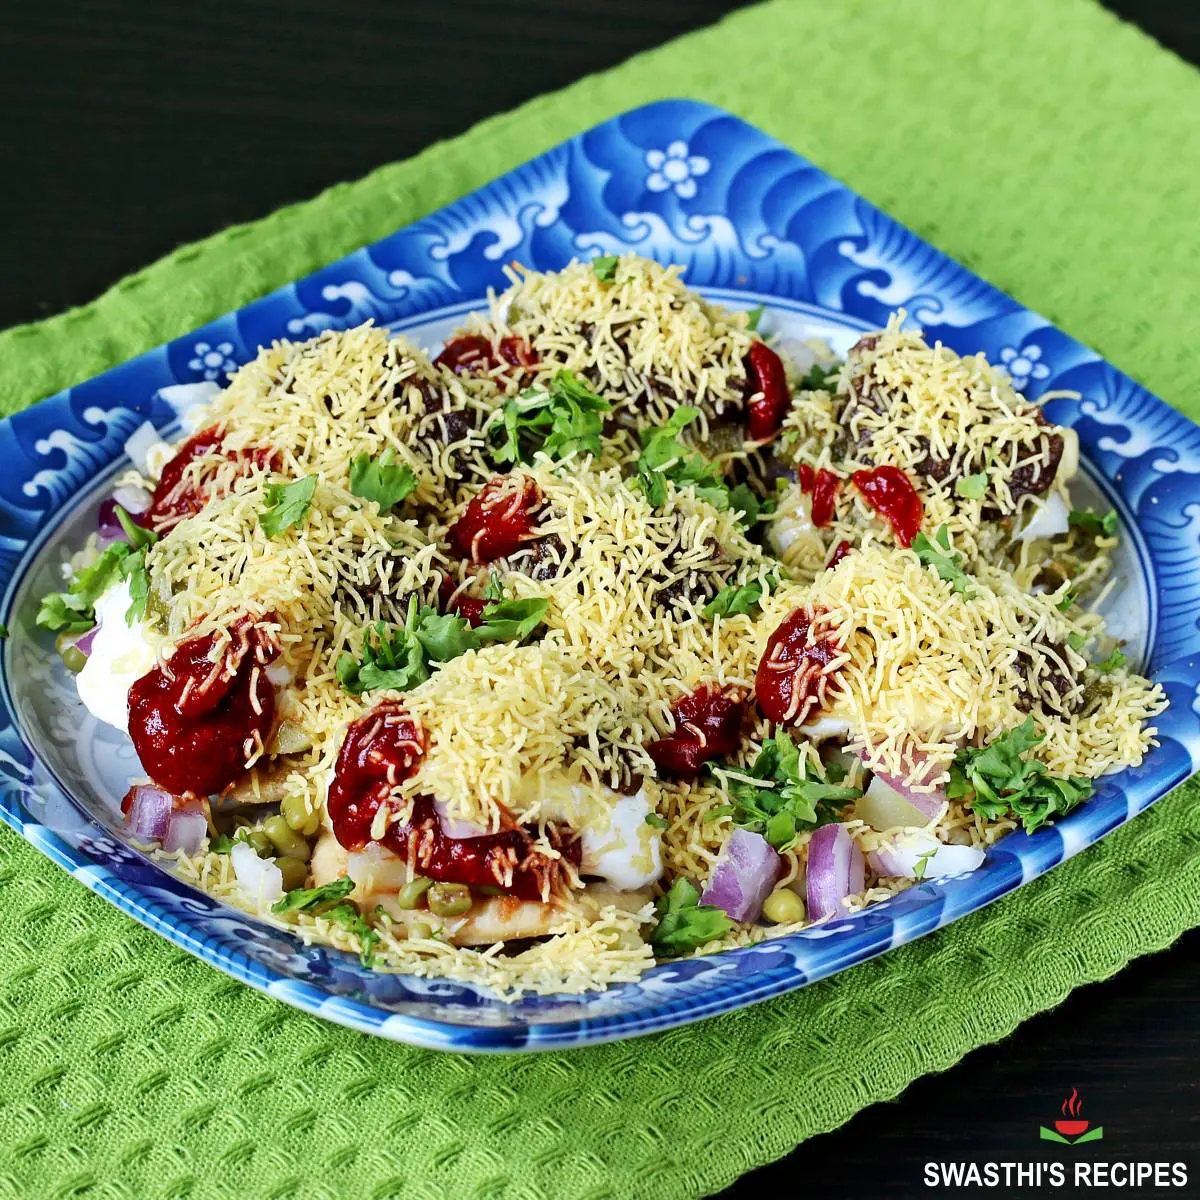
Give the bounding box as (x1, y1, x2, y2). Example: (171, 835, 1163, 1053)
(3, 3, 1198, 1196)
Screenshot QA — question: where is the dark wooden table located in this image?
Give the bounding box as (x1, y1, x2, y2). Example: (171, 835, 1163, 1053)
(3, 3, 1197, 1195)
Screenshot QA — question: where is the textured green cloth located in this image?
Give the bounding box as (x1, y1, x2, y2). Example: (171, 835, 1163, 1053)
(1, 0, 1198, 1197)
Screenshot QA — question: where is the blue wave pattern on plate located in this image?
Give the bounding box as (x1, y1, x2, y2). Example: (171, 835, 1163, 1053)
(1, 100, 1198, 1052)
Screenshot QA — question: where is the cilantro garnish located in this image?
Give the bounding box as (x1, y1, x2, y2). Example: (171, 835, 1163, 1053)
(259, 475, 317, 537)
(703, 577, 773, 620)
(208, 833, 236, 855)
(649, 878, 731, 956)
(271, 877, 379, 965)
(490, 370, 611, 464)
(592, 255, 619, 282)
(336, 590, 547, 695)
(745, 305, 764, 331)
(638, 408, 739, 511)
(718, 732, 859, 850)
(644, 813, 669, 830)
(1095, 647, 1127, 673)
(1068, 508, 1118, 538)
(798, 362, 837, 391)
(912, 848, 937, 880)
(912, 525, 974, 599)
(955, 472, 988, 501)
(474, 595, 549, 643)
(1067, 631, 1088, 652)
(321, 900, 381, 967)
(37, 506, 159, 633)
(349, 448, 417, 512)
(1057, 588, 1078, 613)
(272, 876, 355, 915)
(947, 716, 1092, 834)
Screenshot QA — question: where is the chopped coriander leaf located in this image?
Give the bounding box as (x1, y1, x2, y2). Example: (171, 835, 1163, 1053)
(719, 732, 859, 850)
(591, 255, 619, 282)
(703, 576, 776, 620)
(1095, 647, 1127, 673)
(319, 899, 381, 967)
(745, 305, 764, 331)
(644, 813, 669, 829)
(948, 716, 1092, 834)
(490, 370, 611, 465)
(475, 596, 548, 643)
(727, 482, 772, 525)
(349, 448, 417, 512)
(798, 362, 837, 391)
(208, 833, 236, 854)
(1068, 508, 1118, 538)
(1067, 631, 1087, 652)
(912, 525, 974, 599)
(337, 591, 547, 695)
(1057, 588, 1078, 612)
(36, 537, 144, 635)
(912, 848, 937, 881)
(635, 407, 748, 517)
(955, 472, 988, 501)
(650, 878, 731, 956)
(259, 475, 317, 537)
(483, 571, 505, 603)
(703, 804, 735, 821)
(272, 876, 355, 915)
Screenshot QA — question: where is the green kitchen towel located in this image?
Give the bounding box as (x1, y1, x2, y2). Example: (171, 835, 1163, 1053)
(2, 1, 1199, 1197)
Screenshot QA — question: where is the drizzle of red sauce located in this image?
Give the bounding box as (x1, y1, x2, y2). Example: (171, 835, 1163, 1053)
(798, 464, 841, 527)
(434, 334, 537, 377)
(743, 342, 790, 440)
(127, 615, 279, 796)
(851, 465, 923, 546)
(147, 426, 276, 532)
(438, 574, 488, 627)
(328, 705, 579, 899)
(754, 607, 841, 725)
(327, 702, 427, 848)
(826, 539, 853, 569)
(647, 685, 745, 777)
(447, 475, 542, 563)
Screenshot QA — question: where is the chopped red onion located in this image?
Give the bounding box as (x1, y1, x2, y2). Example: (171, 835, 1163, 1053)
(74, 624, 99, 657)
(112, 483, 152, 516)
(230, 841, 284, 904)
(434, 798, 488, 840)
(701, 827, 783, 922)
(124, 421, 161, 475)
(806, 823, 865, 920)
(125, 784, 175, 841)
(869, 836, 985, 880)
(162, 806, 208, 856)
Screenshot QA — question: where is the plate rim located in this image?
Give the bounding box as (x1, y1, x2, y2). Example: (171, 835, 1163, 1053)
(1, 97, 1198, 1052)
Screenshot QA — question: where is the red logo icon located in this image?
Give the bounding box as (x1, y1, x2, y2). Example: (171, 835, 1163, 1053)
(1040, 1088, 1104, 1144)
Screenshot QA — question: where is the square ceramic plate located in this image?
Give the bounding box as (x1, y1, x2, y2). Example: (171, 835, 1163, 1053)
(2, 100, 1198, 1052)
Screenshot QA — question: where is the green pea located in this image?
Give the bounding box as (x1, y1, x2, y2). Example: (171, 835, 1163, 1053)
(276, 856, 308, 892)
(427, 882, 472, 918)
(761, 888, 806, 925)
(280, 792, 320, 836)
(59, 645, 87, 674)
(262, 814, 308, 859)
(245, 830, 274, 858)
(409, 920, 433, 942)
(396, 876, 433, 910)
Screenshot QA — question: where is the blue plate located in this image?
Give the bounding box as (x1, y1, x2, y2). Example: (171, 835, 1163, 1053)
(2, 100, 1198, 1052)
